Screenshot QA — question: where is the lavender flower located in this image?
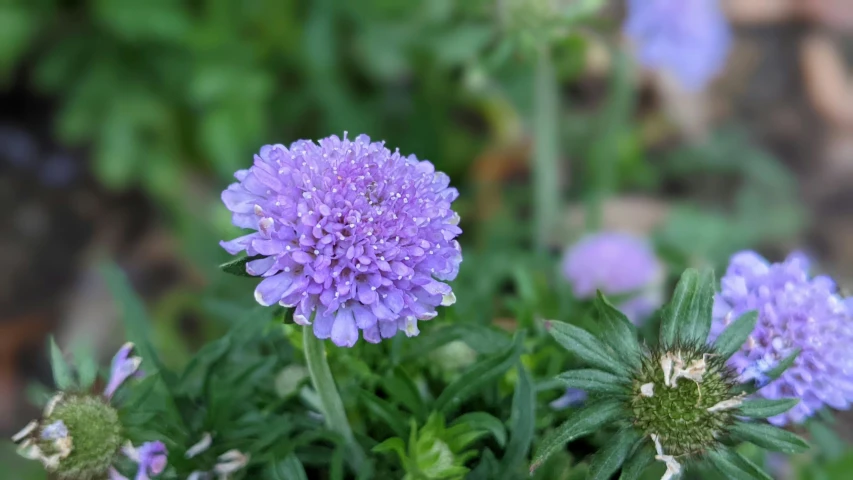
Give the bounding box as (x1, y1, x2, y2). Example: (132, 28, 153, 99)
(13, 343, 151, 478)
(111, 441, 168, 480)
(711, 251, 853, 425)
(221, 133, 462, 347)
(105, 342, 142, 399)
(562, 232, 663, 324)
(624, 0, 732, 91)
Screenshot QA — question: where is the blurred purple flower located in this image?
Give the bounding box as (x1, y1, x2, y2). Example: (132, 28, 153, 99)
(624, 0, 732, 91)
(221, 133, 462, 347)
(549, 388, 588, 410)
(562, 232, 663, 324)
(711, 251, 853, 426)
(104, 342, 142, 399)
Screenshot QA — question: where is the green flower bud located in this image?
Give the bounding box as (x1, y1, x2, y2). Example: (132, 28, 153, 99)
(40, 395, 124, 479)
(629, 344, 739, 457)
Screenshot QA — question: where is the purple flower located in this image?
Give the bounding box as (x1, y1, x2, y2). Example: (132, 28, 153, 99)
(104, 342, 142, 399)
(112, 441, 168, 480)
(549, 388, 588, 410)
(711, 251, 853, 426)
(221, 133, 462, 347)
(624, 0, 732, 91)
(562, 232, 663, 324)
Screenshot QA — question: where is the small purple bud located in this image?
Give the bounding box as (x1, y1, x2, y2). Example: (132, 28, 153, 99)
(104, 342, 142, 400)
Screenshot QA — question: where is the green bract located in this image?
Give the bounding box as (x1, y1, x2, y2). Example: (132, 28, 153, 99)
(532, 268, 809, 480)
(374, 411, 506, 480)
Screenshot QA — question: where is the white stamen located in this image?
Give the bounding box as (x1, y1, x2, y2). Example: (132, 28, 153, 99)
(12, 421, 38, 443)
(186, 432, 213, 459)
(707, 397, 744, 413)
(640, 382, 655, 397)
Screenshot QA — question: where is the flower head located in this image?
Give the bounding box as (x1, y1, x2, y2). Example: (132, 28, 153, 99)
(221, 133, 462, 347)
(624, 0, 732, 91)
(711, 251, 853, 425)
(562, 232, 662, 324)
(12, 343, 160, 479)
(532, 269, 808, 478)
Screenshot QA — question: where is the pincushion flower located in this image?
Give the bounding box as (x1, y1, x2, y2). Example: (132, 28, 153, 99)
(624, 0, 732, 91)
(13, 343, 168, 479)
(532, 269, 808, 480)
(221, 133, 462, 347)
(562, 232, 663, 324)
(711, 251, 853, 426)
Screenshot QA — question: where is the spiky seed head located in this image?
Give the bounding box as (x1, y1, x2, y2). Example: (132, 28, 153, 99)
(628, 343, 739, 457)
(45, 395, 124, 479)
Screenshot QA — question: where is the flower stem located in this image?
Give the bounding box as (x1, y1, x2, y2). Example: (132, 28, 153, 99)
(303, 328, 366, 472)
(533, 44, 561, 251)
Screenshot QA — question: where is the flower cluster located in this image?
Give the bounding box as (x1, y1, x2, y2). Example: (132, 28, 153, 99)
(562, 232, 663, 324)
(12, 343, 169, 479)
(221, 133, 462, 347)
(624, 0, 732, 91)
(711, 251, 853, 425)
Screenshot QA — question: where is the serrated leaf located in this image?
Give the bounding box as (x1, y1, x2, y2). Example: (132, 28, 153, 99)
(555, 369, 625, 394)
(268, 453, 309, 480)
(546, 320, 626, 376)
(219, 254, 265, 277)
(737, 398, 799, 418)
(729, 422, 809, 454)
(500, 363, 535, 473)
(450, 412, 507, 448)
(434, 333, 523, 414)
(594, 292, 641, 366)
(706, 448, 772, 480)
(660, 268, 715, 346)
(619, 443, 653, 480)
(49, 336, 75, 391)
(529, 400, 623, 473)
(588, 427, 642, 480)
(714, 311, 758, 359)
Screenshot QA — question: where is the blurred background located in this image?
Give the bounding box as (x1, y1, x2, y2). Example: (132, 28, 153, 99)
(2, 0, 853, 476)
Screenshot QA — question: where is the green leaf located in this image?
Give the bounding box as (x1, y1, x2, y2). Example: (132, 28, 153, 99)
(373, 437, 407, 460)
(530, 400, 623, 473)
(358, 390, 408, 439)
(588, 427, 642, 480)
(219, 254, 265, 277)
(546, 320, 625, 376)
(554, 369, 625, 394)
(714, 311, 758, 359)
(706, 448, 772, 480)
(660, 268, 715, 346)
(594, 292, 641, 366)
(382, 368, 426, 420)
(70, 340, 99, 391)
(434, 333, 523, 414)
(450, 412, 507, 448)
(500, 363, 536, 473)
(806, 418, 845, 460)
(100, 263, 164, 373)
(764, 348, 800, 381)
(737, 398, 799, 418)
(729, 422, 809, 454)
(49, 336, 74, 391)
(268, 453, 309, 480)
(618, 443, 653, 480)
